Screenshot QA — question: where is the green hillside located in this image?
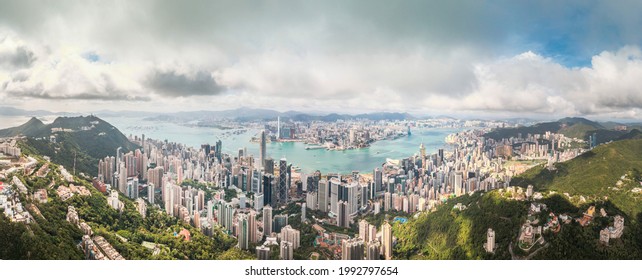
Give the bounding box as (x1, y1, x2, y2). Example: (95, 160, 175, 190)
(485, 117, 626, 144)
(393, 192, 526, 260)
(513, 139, 642, 217)
(0, 204, 84, 259)
(484, 121, 562, 140)
(558, 123, 599, 139)
(393, 190, 642, 259)
(618, 129, 642, 140)
(10, 116, 139, 177)
(0, 117, 46, 137)
(394, 139, 642, 260)
(0, 158, 253, 260)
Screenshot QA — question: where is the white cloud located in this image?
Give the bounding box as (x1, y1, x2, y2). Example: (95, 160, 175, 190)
(4, 28, 642, 120)
(422, 46, 642, 118)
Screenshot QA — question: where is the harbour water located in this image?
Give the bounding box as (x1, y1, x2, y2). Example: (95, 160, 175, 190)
(101, 117, 459, 174)
(1, 115, 460, 174)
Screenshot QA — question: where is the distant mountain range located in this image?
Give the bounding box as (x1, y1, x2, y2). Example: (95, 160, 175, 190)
(484, 117, 642, 144)
(0, 106, 417, 121)
(141, 107, 416, 122)
(0, 106, 72, 117)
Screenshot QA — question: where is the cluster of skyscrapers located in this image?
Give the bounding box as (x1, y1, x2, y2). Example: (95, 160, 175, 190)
(93, 115, 585, 260)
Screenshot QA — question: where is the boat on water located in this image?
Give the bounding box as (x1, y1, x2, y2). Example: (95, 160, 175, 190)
(305, 145, 325, 150)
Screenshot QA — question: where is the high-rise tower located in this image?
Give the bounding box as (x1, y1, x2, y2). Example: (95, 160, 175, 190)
(382, 220, 393, 260)
(259, 130, 267, 169)
(278, 158, 288, 205)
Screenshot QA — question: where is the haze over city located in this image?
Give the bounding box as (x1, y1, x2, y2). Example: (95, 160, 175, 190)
(1, 1, 642, 119)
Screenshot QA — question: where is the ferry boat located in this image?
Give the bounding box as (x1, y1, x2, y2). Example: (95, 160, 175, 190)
(305, 145, 325, 150)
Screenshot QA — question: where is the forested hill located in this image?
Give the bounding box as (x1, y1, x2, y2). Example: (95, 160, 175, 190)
(484, 117, 634, 145)
(394, 139, 642, 260)
(3, 115, 139, 177)
(512, 139, 642, 218)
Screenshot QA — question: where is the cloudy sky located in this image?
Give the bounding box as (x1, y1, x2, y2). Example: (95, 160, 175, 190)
(2, 0, 642, 119)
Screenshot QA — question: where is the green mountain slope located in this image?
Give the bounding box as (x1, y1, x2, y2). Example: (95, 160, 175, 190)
(0, 117, 46, 137)
(0, 157, 254, 260)
(393, 192, 526, 260)
(485, 117, 626, 144)
(513, 139, 642, 217)
(617, 129, 642, 140)
(10, 115, 139, 177)
(395, 139, 642, 260)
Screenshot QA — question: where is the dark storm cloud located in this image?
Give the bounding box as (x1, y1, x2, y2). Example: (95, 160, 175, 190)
(0, 46, 36, 69)
(7, 89, 150, 101)
(146, 69, 226, 97)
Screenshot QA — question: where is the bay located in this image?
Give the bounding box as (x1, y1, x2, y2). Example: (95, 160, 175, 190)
(0, 115, 459, 174)
(101, 117, 458, 174)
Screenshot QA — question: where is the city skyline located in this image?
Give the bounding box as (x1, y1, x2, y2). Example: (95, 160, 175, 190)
(1, 1, 642, 119)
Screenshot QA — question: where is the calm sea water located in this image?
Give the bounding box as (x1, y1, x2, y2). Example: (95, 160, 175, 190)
(1, 115, 459, 174)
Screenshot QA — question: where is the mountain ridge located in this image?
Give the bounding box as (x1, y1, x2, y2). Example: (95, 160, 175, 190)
(484, 117, 633, 144)
(4, 115, 138, 177)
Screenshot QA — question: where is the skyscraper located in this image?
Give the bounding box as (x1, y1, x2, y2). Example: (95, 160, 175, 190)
(374, 168, 382, 192)
(278, 158, 288, 205)
(279, 241, 293, 260)
(207, 200, 213, 222)
(197, 190, 205, 211)
(215, 140, 222, 162)
(342, 238, 365, 260)
(259, 130, 267, 169)
(384, 192, 391, 212)
(264, 158, 274, 175)
(330, 178, 340, 215)
(256, 245, 270, 260)
(287, 163, 292, 197)
(306, 192, 317, 211)
(454, 171, 463, 196)
(337, 200, 349, 228)
(147, 166, 164, 197)
(238, 214, 249, 250)
(273, 214, 288, 234)
(262, 205, 273, 238)
(277, 116, 281, 140)
(251, 169, 262, 194)
(280, 225, 300, 249)
(485, 228, 495, 253)
(147, 182, 155, 205)
(382, 221, 393, 260)
(201, 144, 211, 157)
(116, 147, 122, 165)
(254, 193, 264, 211)
(419, 143, 426, 170)
(248, 211, 258, 244)
(346, 182, 358, 215)
(118, 162, 127, 194)
(359, 219, 370, 241)
(366, 241, 381, 260)
(223, 203, 234, 233)
(262, 174, 274, 207)
(318, 179, 328, 213)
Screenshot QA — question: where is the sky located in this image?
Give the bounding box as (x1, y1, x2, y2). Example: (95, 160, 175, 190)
(2, 0, 642, 119)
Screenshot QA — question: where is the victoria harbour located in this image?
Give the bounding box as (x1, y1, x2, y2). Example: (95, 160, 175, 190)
(0, 115, 458, 174)
(101, 116, 459, 174)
